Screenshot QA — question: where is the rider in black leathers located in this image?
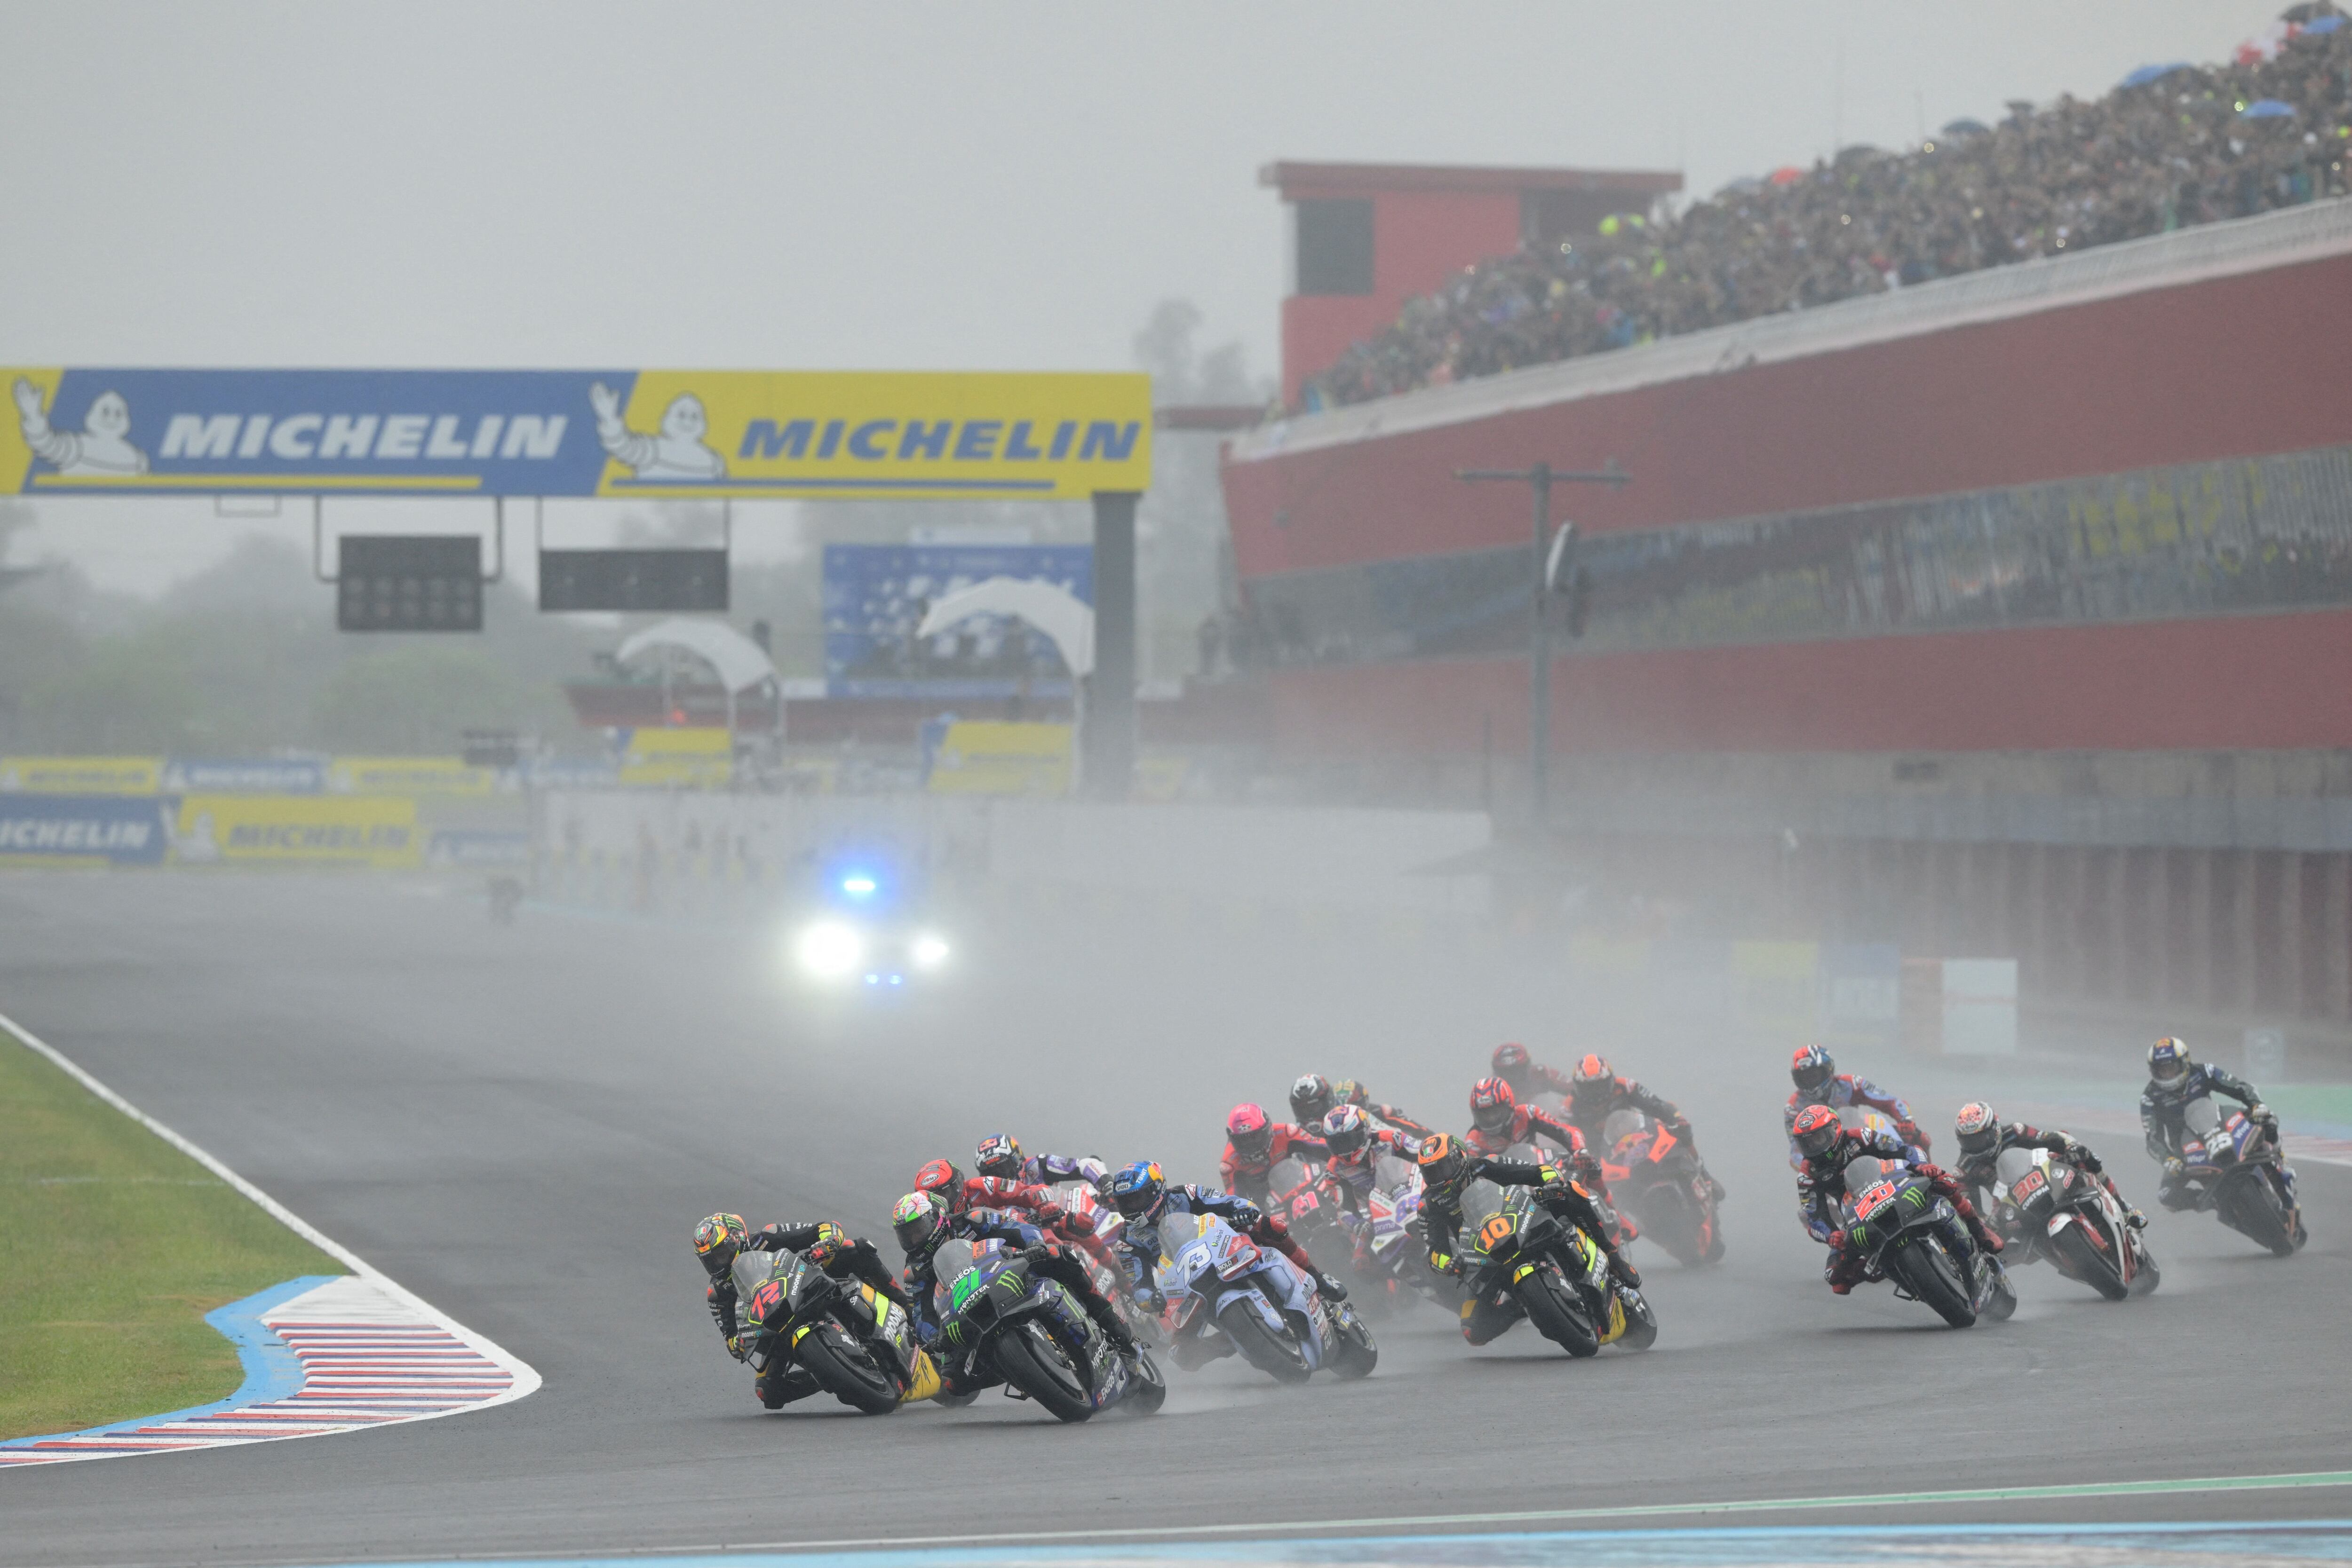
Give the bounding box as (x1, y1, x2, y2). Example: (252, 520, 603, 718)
(1951, 1102, 2145, 1234)
(692, 1212, 913, 1406)
(2140, 1037, 2301, 1239)
(891, 1193, 1137, 1395)
(1414, 1133, 1638, 1345)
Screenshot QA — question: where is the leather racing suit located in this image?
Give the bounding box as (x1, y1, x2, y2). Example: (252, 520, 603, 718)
(1784, 1074, 1927, 1170)
(1464, 1106, 1631, 1242)
(696, 1219, 911, 1406)
(1220, 1123, 1331, 1207)
(1113, 1184, 1335, 1310)
(1954, 1122, 2137, 1234)
(1420, 1155, 1636, 1345)
(928, 1170, 1120, 1273)
(1797, 1129, 1999, 1293)
(903, 1206, 1135, 1394)
(2140, 1061, 2295, 1213)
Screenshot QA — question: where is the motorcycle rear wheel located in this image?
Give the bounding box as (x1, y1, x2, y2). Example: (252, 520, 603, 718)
(2054, 1218, 2129, 1301)
(1219, 1298, 1313, 1384)
(992, 1323, 1096, 1423)
(1519, 1271, 1600, 1357)
(1889, 1238, 1977, 1328)
(796, 1325, 903, 1415)
(1636, 1186, 1705, 1267)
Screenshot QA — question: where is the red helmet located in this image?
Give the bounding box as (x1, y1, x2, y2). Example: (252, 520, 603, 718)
(1493, 1042, 1531, 1073)
(1573, 1053, 1612, 1086)
(1791, 1103, 1842, 1159)
(1226, 1102, 1273, 1162)
(914, 1158, 963, 1211)
(1470, 1076, 1517, 1134)
(1791, 1044, 1836, 1094)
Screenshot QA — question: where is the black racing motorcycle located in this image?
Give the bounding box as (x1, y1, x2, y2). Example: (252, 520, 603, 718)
(1841, 1170, 2017, 1329)
(1456, 1180, 1656, 1357)
(2177, 1097, 2304, 1257)
(931, 1239, 1165, 1423)
(737, 1249, 934, 1415)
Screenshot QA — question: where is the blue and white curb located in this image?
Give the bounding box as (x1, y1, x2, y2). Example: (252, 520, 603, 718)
(0, 1012, 539, 1468)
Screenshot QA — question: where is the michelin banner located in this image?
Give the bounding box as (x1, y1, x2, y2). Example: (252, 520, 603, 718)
(172, 795, 421, 868)
(5, 369, 1149, 501)
(0, 794, 173, 863)
(0, 756, 163, 794)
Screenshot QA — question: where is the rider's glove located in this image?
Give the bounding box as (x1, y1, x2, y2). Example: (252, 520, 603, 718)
(1034, 1202, 1068, 1230)
(2250, 1102, 2276, 1125)
(1135, 1286, 1166, 1315)
(2076, 1150, 2103, 1175)
(2164, 1156, 2186, 1175)
(725, 1332, 751, 1362)
(1315, 1271, 1349, 1302)
(1428, 1251, 1457, 1276)
(1537, 1164, 1565, 1185)
(1828, 1230, 1847, 1251)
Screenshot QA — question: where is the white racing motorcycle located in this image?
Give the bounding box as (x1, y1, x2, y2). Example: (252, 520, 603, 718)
(1153, 1209, 1377, 1384)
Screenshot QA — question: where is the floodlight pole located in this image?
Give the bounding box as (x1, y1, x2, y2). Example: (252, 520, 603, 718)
(1453, 459, 1628, 830)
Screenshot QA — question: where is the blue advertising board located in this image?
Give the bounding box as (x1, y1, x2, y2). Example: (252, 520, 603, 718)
(161, 758, 326, 795)
(821, 544, 1092, 699)
(0, 793, 173, 863)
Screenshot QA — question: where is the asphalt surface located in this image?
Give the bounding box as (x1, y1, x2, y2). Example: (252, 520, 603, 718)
(2, 871, 2348, 1568)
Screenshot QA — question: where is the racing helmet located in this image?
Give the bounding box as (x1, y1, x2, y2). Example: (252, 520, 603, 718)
(1569, 1053, 1613, 1106)
(975, 1134, 1023, 1180)
(693, 1212, 749, 1269)
(1105, 1161, 1167, 1220)
(1791, 1103, 1843, 1160)
(1955, 1101, 2001, 1158)
(913, 1158, 963, 1211)
(1226, 1102, 1273, 1163)
(1322, 1103, 1370, 1157)
(2148, 1037, 2191, 1083)
(1289, 1073, 1335, 1127)
(1790, 1044, 1836, 1094)
(1415, 1132, 1465, 1186)
(1491, 1042, 1532, 1089)
(1470, 1076, 1517, 1134)
(891, 1191, 948, 1260)
(1334, 1077, 1370, 1108)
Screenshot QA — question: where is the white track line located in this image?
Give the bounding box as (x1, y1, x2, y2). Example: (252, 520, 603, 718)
(0, 1008, 540, 1466)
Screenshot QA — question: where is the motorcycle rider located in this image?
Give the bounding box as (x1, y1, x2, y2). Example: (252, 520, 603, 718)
(1102, 1161, 1349, 1364)
(1785, 1044, 1929, 1169)
(692, 1212, 914, 1404)
(1331, 1078, 1436, 1139)
(2141, 1037, 2304, 1242)
(1952, 1101, 2146, 1234)
(1789, 1104, 2002, 1295)
(974, 1133, 1107, 1191)
(1463, 1075, 1632, 1242)
(1414, 1132, 1640, 1346)
(1218, 1102, 1332, 1207)
(914, 1156, 1120, 1273)
(1557, 1053, 1724, 1199)
(1290, 1073, 1341, 1130)
(890, 1190, 1139, 1390)
(1489, 1042, 1584, 1103)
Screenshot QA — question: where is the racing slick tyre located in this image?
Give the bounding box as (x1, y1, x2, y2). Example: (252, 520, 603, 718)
(2230, 1176, 2297, 1257)
(1613, 1287, 1660, 1351)
(992, 1323, 1097, 1424)
(1329, 1307, 1379, 1379)
(1124, 1348, 1169, 1415)
(1220, 1299, 1313, 1384)
(1519, 1272, 1600, 1357)
(2054, 1221, 2130, 1301)
(795, 1324, 903, 1414)
(1890, 1238, 1977, 1328)
(930, 1387, 981, 1409)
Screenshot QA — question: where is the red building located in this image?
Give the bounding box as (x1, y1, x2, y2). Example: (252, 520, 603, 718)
(1263, 161, 1682, 406)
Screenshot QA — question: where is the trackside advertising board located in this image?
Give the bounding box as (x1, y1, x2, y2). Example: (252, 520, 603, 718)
(328, 757, 497, 796)
(5, 370, 1150, 501)
(172, 795, 421, 868)
(160, 758, 326, 794)
(0, 757, 163, 795)
(0, 794, 172, 864)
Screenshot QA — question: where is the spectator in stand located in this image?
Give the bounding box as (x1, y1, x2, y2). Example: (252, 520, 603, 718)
(1301, 5, 2352, 412)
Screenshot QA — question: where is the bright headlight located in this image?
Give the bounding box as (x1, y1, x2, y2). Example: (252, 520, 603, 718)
(911, 933, 951, 970)
(795, 920, 865, 979)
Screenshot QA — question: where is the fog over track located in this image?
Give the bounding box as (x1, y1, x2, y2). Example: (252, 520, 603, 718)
(2, 871, 2346, 1568)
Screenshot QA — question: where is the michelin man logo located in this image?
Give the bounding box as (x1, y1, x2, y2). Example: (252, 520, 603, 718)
(589, 382, 726, 481)
(13, 379, 149, 477)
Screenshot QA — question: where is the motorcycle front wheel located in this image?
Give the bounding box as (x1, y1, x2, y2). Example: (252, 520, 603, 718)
(992, 1322, 1097, 1423)
(2225, 1172, 2297, 1257)
(2053, 1216, 2129, 1300)
(1518, 1269, 1600, 1357)
(1888, 1237, 1977, 1328)
(796, 1324, 903, 1414)
(1217, 1295, 1313, 1384)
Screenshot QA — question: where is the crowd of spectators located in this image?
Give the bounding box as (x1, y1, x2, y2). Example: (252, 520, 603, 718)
(1301, 5, 2352, 411)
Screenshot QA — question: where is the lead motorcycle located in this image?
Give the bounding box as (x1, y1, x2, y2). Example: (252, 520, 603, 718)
(930, 1236, 1165, 1423)
(2176, 1096, 2304, 1257)
(1454, 1178, 1657, 1357)
(735, 1247, 936, 1415)
(1839, 1167, 2017, 1329)
(1598, 1109, 1724, 1267)
(1155, 1209, 1377, 1383)
(1987, 1147, 2158, 1300)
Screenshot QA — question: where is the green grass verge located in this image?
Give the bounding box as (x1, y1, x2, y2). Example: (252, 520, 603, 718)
(0, 1029, 343, 1442)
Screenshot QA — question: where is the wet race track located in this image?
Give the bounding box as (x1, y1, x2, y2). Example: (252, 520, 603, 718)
(3, 872, 2349, 1568)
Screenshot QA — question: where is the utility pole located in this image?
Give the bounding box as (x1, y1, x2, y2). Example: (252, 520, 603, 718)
(1454, 459, 1629, 831)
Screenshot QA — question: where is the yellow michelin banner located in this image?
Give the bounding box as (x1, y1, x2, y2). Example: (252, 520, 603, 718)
(172, 795, 421, 867)
(619, 728, 732, 788)
(926, 722, 1072, 797)
(328, 757, 497, 796)
(0, 756, 163, 794)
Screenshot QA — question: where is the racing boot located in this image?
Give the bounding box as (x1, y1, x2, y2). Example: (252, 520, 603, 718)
(1606, 1249, 1642, 1290)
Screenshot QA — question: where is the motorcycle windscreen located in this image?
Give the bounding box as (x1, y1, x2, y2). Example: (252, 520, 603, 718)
(1373, 1153, 1419, 1194)
(730, 1249, 785, 1301)
(1992, 1146, 2044, 1193)
(1601, 1108, 1648, 1152)
(2182, 1096, 2222, 1138)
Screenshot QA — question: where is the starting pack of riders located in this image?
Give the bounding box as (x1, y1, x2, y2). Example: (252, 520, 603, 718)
(689, 1035, 2308, 1421)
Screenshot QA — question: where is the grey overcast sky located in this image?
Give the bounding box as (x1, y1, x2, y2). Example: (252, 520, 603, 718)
(0, 0, 2291, 591)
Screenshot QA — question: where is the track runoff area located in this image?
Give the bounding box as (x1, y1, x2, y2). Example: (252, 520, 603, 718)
(2, 871, 2348, 1568)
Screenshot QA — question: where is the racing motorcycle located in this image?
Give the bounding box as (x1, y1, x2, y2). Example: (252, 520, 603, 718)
(1454, 1179, 1657, 1357)
(1598, 1110, 1724, 1266)
(2177, 1096, 2302, 1257)
(930, 1237, 1165, 1423)
(735, 1247, 936, 1415)
(1988, 1147, 2158, 1300)
(1839, 1168, 2017, 1329)
(1155, 1210, 1377, 1383)
(1364, 1160, 1464, 1310)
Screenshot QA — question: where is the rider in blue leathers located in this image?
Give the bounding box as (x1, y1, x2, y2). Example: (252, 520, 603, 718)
(1784, 1044, 1929, 1169)
(975, 1134, 1107, 1190)
(2140, 1037, 2300, 1237)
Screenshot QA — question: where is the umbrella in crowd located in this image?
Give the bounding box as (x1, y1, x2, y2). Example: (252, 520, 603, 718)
(2121, 63, 2193, 89)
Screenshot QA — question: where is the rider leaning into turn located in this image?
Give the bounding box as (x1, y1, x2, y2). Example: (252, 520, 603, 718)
(1951, 1101, 2146, 1232)
(1463, 1076, 1634, 1243)
(890, 1191, 1139, 1390)
(2141, 1037, 2303, 1237)
(1414, 1132, 1639, 1345)
(1219, 1102, 1332, 1208)
(1555, 1052, 1725, 1199)
(1784, 1044, 1930, 1169)
(1790, 1104, 2002, 1295)
(914, 1156, 1122, 1275)
(691, 1213, 913, 1402)
(1104, 1161, 1350, 1313)
(974, 1134, 1107, 1191)
(1331, 1078, 1435, 1138)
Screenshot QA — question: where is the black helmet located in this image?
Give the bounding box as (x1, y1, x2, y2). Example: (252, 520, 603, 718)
(1290, 1073, 1335, 1126)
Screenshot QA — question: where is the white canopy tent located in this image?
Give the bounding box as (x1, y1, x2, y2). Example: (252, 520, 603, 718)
(615, 618, 781, 740)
